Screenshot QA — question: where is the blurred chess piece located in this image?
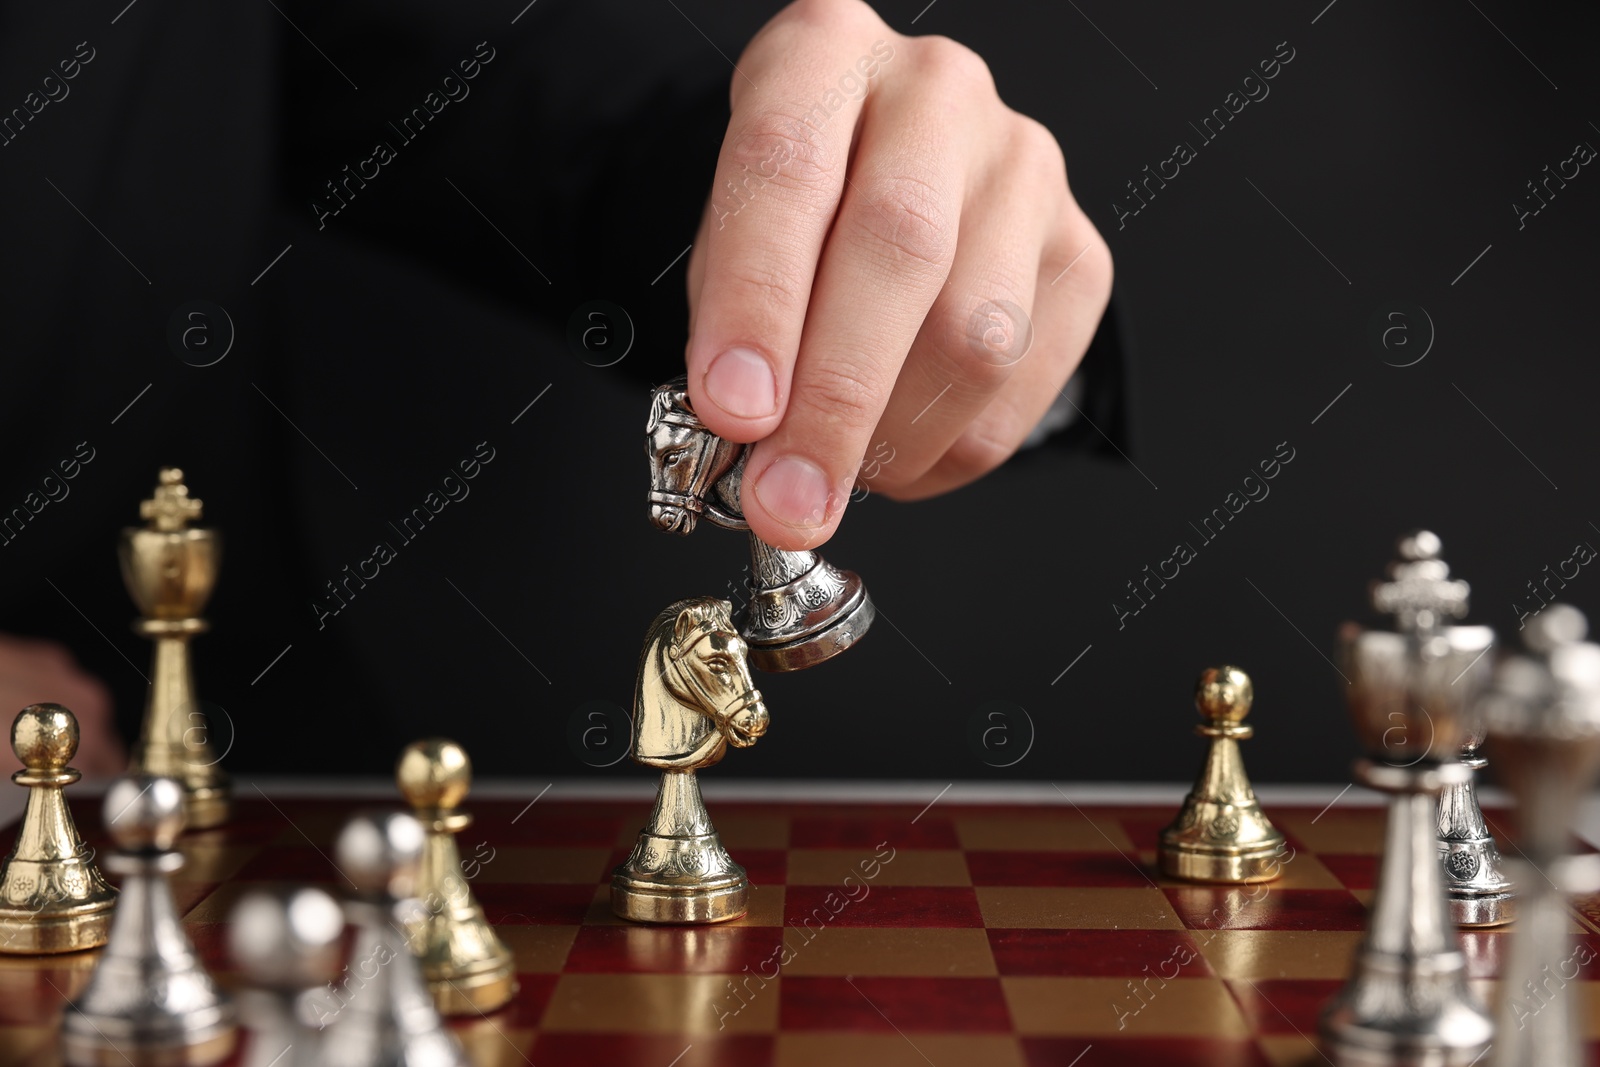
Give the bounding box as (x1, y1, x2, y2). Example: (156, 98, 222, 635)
(396, 739, 516, 1014)
(0, 705, 116, 954)
(1481, 604, 1600, 1067)
(1439, 717, 1515, 927)
(61, 775, 236, 1066)
(321, 811, 470, 1067)
(613, 598, 769, 924)
(1319, 531, 1496, 1066)
(230, 885, 345, 1067)
(119, 468, 230, 828)
(1158, 666, 1287, 883)
(645, 377, 874, 671)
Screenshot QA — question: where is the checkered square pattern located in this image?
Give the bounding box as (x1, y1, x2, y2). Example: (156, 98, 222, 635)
(7, 796, 1599, 1066)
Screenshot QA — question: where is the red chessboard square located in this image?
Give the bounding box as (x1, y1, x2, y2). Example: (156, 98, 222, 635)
(1318, 853, 1378, 890)
(564, 925, 786, 974)
(988, 929, 1215, 978)
(474, 883, 596, 925)
(1227, 977, 1342, 1036)
(784, 886, 983, 928)
(1023, 1036, 1274, 1066)
(779, 976, 1011, 1031)
(530, 1034, 772, 1067)
(790, 816, 958, 850)
(967, 851, 1155, 888)
(1164, 887, 1368, 931)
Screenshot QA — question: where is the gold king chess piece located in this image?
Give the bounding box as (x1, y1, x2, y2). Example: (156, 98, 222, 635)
(119, 468, 230, 829)
(1159, 666, 1287, 883)
(0, 705, 117, 953)
(396, 739, 516, 1014)
(612, 597, 770, 924)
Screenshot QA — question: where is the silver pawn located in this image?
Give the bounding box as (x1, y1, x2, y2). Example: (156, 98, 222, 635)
(61, 775, 237, 1066)
(319, 811, 470, 1067)
(1482, 604, 1600, 1067)
(230, 885, 346, 1067)
(1438, 722, 1515, 926)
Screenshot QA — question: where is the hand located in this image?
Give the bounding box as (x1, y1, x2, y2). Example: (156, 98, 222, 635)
(0, 635, 125, 777)
(685, 0, 1112, 551)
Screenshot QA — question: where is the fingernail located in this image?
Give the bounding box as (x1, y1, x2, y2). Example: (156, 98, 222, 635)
(753, 455, 834, 529)
(703, 347, 778, 419)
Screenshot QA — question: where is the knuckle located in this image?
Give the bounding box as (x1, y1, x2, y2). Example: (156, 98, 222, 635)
(721, 257, 807, 316)
(1063, 216, 1115, 303)
(722, 111, 836, 192)
(848, 173, 953, 270)
(943, 419, 1021, 483)
(1013, 115, 1067, 183)
(779, 0, 881, 30)
(917, 35, 995, 95)
(797, 360, 882, 437)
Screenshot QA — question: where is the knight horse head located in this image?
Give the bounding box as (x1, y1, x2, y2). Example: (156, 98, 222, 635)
(646, 377, 749, 535)
(632, 597, 769, 770)
(644, 377, 877, 672)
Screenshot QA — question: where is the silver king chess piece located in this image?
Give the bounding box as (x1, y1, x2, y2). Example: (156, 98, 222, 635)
(645, 376, 874, 671)
(1480, 604, 1600, 1067)
(321, 811, 471, 1067)
(230, 885, 345, 1067)
(612, 597, 770, 924)
(61, 775, 237, 1066)
(1319, 531, 1496, 1067)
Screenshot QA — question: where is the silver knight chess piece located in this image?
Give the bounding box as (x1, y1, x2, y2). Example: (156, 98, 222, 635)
(645, 376, 874, 671)
(1320, 531, 1496, 1067)
(1480, 604, 1600, 1067)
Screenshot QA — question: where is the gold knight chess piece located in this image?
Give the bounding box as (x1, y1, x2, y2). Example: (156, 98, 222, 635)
(612, 597, 770, 924)
(1158, 666, 1288, 883)
(119, 468, 230, 829)
(0, 705, 117, 953)
(396, 739, 516, 1015)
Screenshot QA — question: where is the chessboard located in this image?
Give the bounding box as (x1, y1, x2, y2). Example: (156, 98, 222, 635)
(4, 791, 1598, 1067)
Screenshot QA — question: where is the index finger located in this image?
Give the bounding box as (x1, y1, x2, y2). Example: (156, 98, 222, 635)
(684, 7, 896, 443)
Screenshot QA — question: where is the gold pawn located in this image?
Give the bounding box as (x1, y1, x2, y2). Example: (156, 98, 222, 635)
(1158, 666, 1287, 883)
(119, 468, 230, 829)
(396, 739, 517, 1014)
(0, 705, 118, 953)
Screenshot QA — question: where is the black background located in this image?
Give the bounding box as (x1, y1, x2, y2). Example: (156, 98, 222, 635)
(0, 0, 1595, 784)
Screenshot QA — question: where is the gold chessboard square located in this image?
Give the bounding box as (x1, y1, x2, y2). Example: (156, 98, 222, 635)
(542, 973, 778, 1033)
(776, 927, 996, 977)
(773, 1033, 1026, 1067)
(1002, 976, 1252, 1037)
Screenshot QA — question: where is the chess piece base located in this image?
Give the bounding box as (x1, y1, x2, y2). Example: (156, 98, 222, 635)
(1320, 763, 1491, 1067)
(183, 785, 229, 831)
(0, 902, 114, 955)
(1448, 888, 1515, 927)
(428, 964, 518, 1015)
(611, 831, 749, 924)
(740, 579, 873, 672)
(62, 1019, 235, 1067)
(1159, 840, 1285, 884)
